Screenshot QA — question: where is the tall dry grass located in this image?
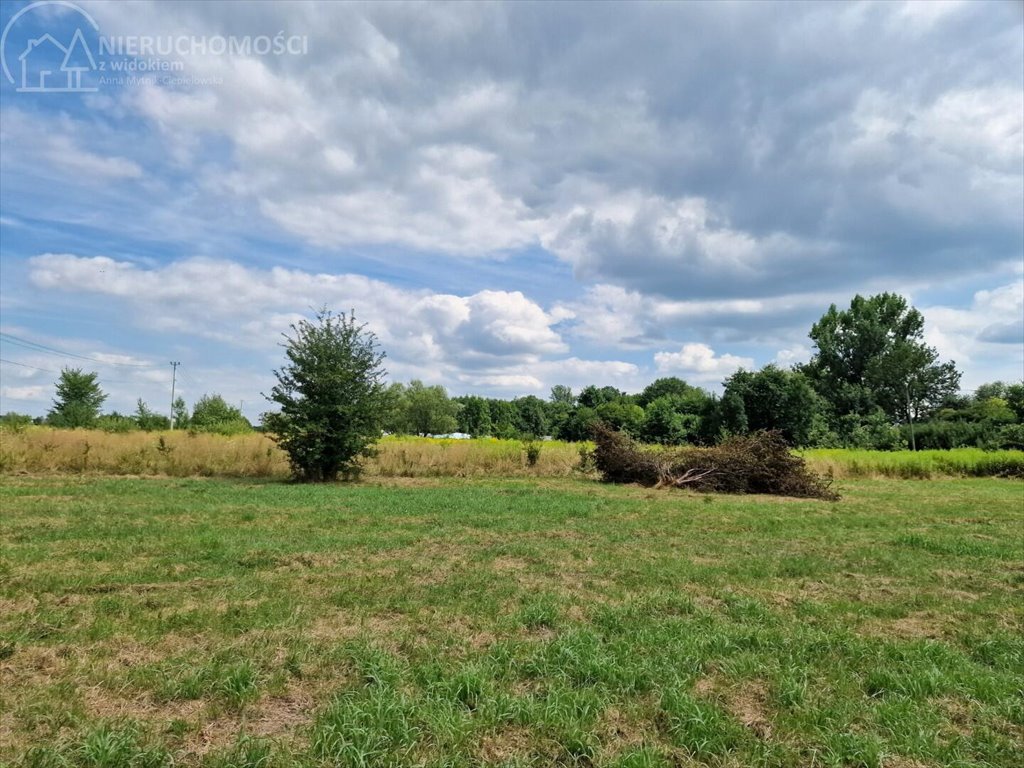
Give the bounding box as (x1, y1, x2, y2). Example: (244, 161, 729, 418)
(0, 428, 584, 479)
(2, 427, 1020, 481)
(0, 427, 287, 478)
(372, 435, 582, 477)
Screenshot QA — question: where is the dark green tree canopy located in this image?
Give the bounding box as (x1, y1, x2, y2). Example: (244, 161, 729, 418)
(394, 381, 460, 436)
(513, 395, 548, 438)
(455, 395, 493, 437)
(723, 366, 823, 446)
(803, 293, 961, 422)
(578, 385, 625, 409)
(638, 377, 697, 407)
(263, 308, 388, 481)
(47, 367, 106, 428)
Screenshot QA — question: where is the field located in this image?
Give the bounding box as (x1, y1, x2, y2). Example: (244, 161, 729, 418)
(1, 473, 1022, 767)
(2, 428, 1023, 480)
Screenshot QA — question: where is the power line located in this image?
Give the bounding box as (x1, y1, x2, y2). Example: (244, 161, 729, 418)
(0, 332, 158, 368)
(0, 358, 59, 374)
(0, 358, 149, 387)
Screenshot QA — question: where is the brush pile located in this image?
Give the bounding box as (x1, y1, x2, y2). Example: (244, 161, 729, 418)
(591, 423, 839, 500)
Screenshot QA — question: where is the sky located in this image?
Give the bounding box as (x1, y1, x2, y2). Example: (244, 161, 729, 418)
(0, 0, 1021, 421)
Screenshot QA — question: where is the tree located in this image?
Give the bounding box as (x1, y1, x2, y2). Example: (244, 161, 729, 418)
(1005, 382, 1024, 421)
(803, 293, 961, 422)
(513, 395, 548, 437)
(134, 399, 170, 431)
(171, 396, 190, 430)
(549, 385, 575, 406)
(556, 405, 598, 442)
(263, 308, 388, 481)
(723, 366, 823, 446)
(578, 385, 624, 409)
(595, 400, 645, 436)
(640, 396, 700, 444)
(716, 390, 748, 437)
(402, 381, 460, 436)
(48, 367, 106, 428)
(191, 394, 251, 434)
(456, 395, 493, 437)
(638, 377, 696, 407)
(488, 399, 519, 439)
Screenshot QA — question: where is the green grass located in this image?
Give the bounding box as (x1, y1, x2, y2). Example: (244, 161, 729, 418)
(803, 448, 1024, 479)
(1, 475, 1022, 766)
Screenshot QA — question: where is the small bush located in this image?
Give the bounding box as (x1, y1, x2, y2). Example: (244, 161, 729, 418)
(524, 439, 542, 467)
(592, 422, 838, 500)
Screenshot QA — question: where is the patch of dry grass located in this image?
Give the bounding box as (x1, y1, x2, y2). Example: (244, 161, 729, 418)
(0, 428, 584, 479)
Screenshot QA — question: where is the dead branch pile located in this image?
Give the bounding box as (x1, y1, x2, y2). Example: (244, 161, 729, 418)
(591, 423, 839, 500)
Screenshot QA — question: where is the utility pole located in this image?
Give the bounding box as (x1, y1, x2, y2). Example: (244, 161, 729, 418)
(169, 361, 180, 429)
(905, 380, 916, 451)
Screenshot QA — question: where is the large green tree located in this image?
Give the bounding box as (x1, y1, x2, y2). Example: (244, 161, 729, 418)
(404, 381, 460, 436)
(47, 367, 106, 428)
(455, 395, 493, 437)
(803, 293, 961, 422)
(513, 395, 548, 438)
(640, 396, 700, 445)
(723, 366, 823, 446)
(264, 309, 388, 481)
(637, 377, 697, 407)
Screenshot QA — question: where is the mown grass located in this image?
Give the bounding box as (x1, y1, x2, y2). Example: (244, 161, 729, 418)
(2, 428, 1022, 480)
(1, 475, 1021, 766)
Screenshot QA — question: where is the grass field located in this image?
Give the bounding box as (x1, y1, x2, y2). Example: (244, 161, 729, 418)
(1, 475, 1022, 767)
(2, 428, 1023, 480)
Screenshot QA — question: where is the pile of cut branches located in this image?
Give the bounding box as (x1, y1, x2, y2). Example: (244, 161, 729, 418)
(591, 423, 839, 500)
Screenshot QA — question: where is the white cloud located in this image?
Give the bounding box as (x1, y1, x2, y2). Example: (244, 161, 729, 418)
(922, 280, 1024, 389)
(556, 283, 836, 348)
(773, 345, 812, 367)
(654, 343, 754, 382)
(25, 254, 636, 397)
(0, 385, 47, 401)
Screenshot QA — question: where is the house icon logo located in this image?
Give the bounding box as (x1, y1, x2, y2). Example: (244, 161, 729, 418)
(1, 1, 100, 93)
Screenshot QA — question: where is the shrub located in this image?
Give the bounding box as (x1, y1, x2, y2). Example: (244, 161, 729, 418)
(591, 422, 838, 500)
(523, 439, 542, 467)
(0, 412, 33, 432)
(264, 308, 388, 482)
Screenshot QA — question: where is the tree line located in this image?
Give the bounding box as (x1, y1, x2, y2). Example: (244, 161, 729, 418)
(1, 373, 253, 436)
(378, 293, 1023, 451)
(3, 293, 1022, 456)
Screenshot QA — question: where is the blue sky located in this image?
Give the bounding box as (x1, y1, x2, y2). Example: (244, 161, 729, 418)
(1, 0, 1022, 420)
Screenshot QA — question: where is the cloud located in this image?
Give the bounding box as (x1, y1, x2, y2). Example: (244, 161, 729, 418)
(978, 320, 1023, 345)
(922, 280, 1024, 388)
(25, 253, 645, 396)
(2, 1, 1021, 406)
(654, 343, 754, 382)
(54, 0, 1017, 294)
(555, 283, 835, 348)
(0, 385, 47, 401)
